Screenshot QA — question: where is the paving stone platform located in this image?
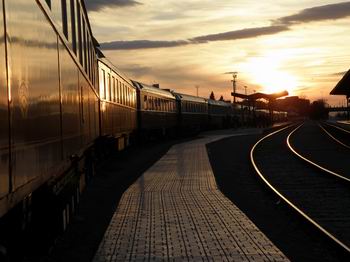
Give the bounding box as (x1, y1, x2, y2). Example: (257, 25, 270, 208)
(93, 131, 289, 261)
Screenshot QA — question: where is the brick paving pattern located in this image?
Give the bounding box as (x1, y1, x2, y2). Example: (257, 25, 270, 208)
(93, 132, 289, 261)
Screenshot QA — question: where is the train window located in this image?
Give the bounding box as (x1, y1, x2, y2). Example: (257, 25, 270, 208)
(45, 0, 51, 8)
(67, 0, 73, 44)
(115, 80, 118, 103)
(82, 17, 87, 73)
(71, 0, 77, 53)
(117, 80, 120, 104)
(121, 83, 124, 105)
(99, 69, 106, 99)
(144, 96, 147, 110)
(124, 85, 127, 106)
(148, 97, 151, 110)
(127, 86, 130, 106)
(77, 1, 82, 64)
(111, 76, 115, 102)
(86, 34, 90, 77)
(62, 0, 68, 38)
(113, 78, 116, 102)
(91, 43, 95, 84)
(107, 73, 111, 101)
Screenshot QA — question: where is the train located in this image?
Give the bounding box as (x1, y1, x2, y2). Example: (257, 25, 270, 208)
(0, 0, 285, 258)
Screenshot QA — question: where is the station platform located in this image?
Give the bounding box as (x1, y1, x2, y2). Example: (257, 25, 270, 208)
(93, 130, 289, 261)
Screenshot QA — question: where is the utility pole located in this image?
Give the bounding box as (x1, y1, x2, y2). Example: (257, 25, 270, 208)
(225, 72, 238, 104)
(195, 85, 199, 97)
(244, 85, 248, 96)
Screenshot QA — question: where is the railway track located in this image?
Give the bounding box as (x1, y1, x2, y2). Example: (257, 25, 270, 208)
(250, 122, 350, 254)
(320, 122, 350, 149)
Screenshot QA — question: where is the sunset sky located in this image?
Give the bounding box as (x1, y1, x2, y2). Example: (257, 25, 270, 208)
(86, 1, 350, 105)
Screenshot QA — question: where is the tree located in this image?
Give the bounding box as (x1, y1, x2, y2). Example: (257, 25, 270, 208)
(219, 95, 224, 101)
(209, 91, 215, 100)
(309, 99, 328, 120)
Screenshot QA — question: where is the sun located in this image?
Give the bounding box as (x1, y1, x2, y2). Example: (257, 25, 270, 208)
(239, 51, 299, 95)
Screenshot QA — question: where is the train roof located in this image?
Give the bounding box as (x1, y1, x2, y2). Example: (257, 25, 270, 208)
(133, 81, 176, 99)
(207, 99, 231, 107)
(98, 58, 134, 87)
(173, 92, 207, 104)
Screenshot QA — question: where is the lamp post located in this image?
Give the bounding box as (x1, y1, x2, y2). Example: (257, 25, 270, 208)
(225, 72, 238, 104)
(195, 85, 199, 97)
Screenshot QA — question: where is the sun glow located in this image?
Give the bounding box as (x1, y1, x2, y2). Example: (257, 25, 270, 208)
(239, 50, 299, 95)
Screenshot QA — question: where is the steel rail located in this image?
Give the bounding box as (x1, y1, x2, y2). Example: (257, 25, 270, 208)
(318, 123, 350, 150)
(250, 123, 350, 253)
(287, 124, 350, 183)
(324, 122, 350, 134)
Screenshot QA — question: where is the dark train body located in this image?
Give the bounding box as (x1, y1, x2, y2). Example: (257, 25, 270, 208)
(133, 81, 178, 138)
(0, 0, 281, 258)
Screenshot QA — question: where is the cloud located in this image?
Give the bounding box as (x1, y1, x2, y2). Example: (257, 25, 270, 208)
(99, 2, 350, 50)
(275, 1, 350, 25)
(100, 26, 289, 50)
(86, 0, 141, 11)
(190, 26, 289, 43)
(330, 71, 348, 76)
(101, 40, 190, 50)
(120, 64, 153, 77)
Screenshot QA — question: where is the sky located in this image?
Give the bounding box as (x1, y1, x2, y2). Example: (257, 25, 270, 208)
(86, 0, 350, 106)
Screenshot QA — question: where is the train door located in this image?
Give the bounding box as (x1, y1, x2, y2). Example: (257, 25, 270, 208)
(0, 0, 9, 202)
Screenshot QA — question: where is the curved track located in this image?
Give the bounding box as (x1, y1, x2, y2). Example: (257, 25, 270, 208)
(250, 123, 350, 253)
(287, 123, 350, 182)
(320, 122, 350, 149)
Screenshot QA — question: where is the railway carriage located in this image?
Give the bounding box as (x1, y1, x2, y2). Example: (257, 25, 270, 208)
(98, 58, 137, 150)
(207, 99, 232, 129)
(0, 0, 101, 251)
(133, 81, 177, 137)
(174, 92, 208, 133)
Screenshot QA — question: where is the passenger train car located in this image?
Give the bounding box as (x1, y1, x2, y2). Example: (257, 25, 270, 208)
(207, 99, 232, 129)
(98, 58, 137, 150)
(0, 0, 101, 255)
(0, 0, 283, 259)
(133, 81, 177, 137)
(174, 92, 208, 133)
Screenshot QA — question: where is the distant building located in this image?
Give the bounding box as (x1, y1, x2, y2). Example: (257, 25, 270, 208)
(275, 96, 310, 116)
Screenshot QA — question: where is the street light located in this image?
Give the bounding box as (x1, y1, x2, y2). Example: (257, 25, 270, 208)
(195, 85, 199, 97)
(225, 72, 238, 104)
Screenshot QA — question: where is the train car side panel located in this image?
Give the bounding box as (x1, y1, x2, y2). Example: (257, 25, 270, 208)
(0, 0, 9, 199)
(59, 43, 81, 159)
(6, 0, 62, 190)
(79, 72, 92, 146)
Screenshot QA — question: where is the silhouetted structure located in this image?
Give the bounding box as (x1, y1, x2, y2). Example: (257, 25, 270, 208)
(330, 69, 350, 119)
(232, 90, 288, 121)
(275, 96, 310, 116)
